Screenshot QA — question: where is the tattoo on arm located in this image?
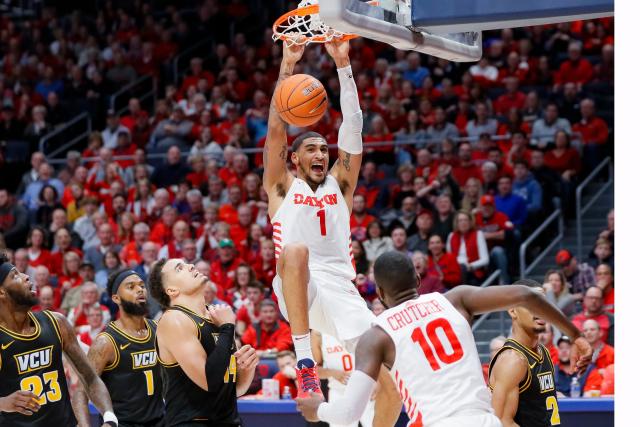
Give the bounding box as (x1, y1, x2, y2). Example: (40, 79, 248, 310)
(342, 153, 351, 171)
(279, 144, 287, 160)
(53, 313, 113, 416)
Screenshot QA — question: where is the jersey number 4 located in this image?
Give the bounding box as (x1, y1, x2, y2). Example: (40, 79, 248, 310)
(410, 318, 464, 371)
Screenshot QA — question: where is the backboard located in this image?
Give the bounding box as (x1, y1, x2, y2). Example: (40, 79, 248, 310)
(318, 0, 613, 62)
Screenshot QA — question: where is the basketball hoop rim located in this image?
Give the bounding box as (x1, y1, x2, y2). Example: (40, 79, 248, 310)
(273, 1, 379, 45)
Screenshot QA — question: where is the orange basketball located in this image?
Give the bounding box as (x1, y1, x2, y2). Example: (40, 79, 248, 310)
(274, 74, 328, 127)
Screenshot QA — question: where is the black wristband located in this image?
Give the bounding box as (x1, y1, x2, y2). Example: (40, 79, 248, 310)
(105, 421, 117, 427)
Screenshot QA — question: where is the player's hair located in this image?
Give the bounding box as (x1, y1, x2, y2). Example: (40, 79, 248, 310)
(373, 251, 418, 294)
(513, 278, 542, 288)
(106, 268, 131, 297)
(247, 281, 264, 293)
(0, 251, 10, 286)
(291, 131, 325, 152)
(148, 258, 170, 309)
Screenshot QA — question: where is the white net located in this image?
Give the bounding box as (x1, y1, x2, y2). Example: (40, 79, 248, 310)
(272, 0, 351, 45)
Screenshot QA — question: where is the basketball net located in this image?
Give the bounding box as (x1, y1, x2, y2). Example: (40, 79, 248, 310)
(272, 0, 376, 46)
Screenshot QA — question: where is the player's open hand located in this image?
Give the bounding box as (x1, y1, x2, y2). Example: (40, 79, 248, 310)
(570, 337, 592, 374)
(295, 392, 325, 422)
(207, 304, 236, 326)
(283, 39, 305, 64)
(235, 345, 259, 372)
(0, 390, 41, 415)
(325, 39, 350, 61)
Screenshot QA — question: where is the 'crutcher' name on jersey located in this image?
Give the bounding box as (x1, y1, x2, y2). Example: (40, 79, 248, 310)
(272, 176, 355, 280)
(0, 311, 76, 426)
(100, 319, 164, 426)
(374, 293, 494, 426)
(489, 339, 561, 427)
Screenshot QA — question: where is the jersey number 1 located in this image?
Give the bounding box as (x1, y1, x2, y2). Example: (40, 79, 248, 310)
(410, 318, 464, 371)
(316, 210, 327, 236)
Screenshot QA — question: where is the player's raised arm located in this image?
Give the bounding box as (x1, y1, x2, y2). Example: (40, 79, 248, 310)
(326, 40, 363, 208)
(263, 43, 305, 198)
(51, 312, 115, 427)
(71, 334, 116, 427)
(445, 282, 592, 372)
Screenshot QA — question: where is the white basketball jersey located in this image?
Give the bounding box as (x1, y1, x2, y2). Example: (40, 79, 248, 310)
(374, 293, 493, 426)
(321, 333, 355, 392)
(271, 175, 356, 280)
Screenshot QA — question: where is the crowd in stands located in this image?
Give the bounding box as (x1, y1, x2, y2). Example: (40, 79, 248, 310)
(0, 0, 613, 398)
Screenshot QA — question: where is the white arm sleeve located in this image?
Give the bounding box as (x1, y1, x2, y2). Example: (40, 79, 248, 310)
(317, 370, 376, 425)
(337, 65, 363, 154)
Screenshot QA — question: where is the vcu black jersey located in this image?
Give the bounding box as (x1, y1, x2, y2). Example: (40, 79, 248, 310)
(0, 310, 76, 426)
(157, 305, 241, 427)
(489, 338, 560, 427)
(100, 319, 164, 426)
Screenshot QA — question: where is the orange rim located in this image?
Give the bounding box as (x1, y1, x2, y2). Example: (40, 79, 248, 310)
(273, 1, 378, 44)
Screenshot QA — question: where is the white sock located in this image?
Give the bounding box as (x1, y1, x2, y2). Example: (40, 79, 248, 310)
(292, 332, 314, 363)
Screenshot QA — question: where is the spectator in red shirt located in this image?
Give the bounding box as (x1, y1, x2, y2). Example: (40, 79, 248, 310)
(582, 319, 614, 370)
(149, 206, 178, 245)
(595, 263, 614, 314)
(241, 300, 293, 356)
(209, 238, 244, 292)
(180, 57, 215, 95)
(32, 285, 61, 313)
(538, 323, 559, 365)
(67, 281, 111, 330)
(236, 281, 265, 336)
(447, 211, 489, 285)
(364, 116, 395, 164)
(269, 351, 298, 399)
(120, 222, 150, 268)
(252, 239, 276, 290)
(572, 286, 614, 346)
(77, 303, 106, 347)
(219, 185, 243, 226)
(425, 234, 462, 289)
(482, 335, 507, 383)
(572, 98, 609, 172)
(229, 204, 253, 248)
(158, 220, 191, 259)
(481, 161, 499, 196)
(493, 77, 526, 117)
(554, 41, 594, 91)
(26, 226, 53, 271)
(452, 142, 482, 187)
(487, 147, 513, 178)
(356, 161, 390, 215)
(350, 194, 376, 241)
(474, 195, 513, 284)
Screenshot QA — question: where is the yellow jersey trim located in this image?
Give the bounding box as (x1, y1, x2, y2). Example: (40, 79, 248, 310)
(42, 311, 63, 348)
(100, 332, 121, 371)
(506, 338, 543, 363)
(108, 319, 153, 343)
(0, 312, 42, 340)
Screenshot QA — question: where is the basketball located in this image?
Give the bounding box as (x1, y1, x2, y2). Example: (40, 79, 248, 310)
(274, 74, 328, 127)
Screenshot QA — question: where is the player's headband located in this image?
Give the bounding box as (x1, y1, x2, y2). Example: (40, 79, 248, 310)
(111, 270, 143, 295)
(0, 262, 15, 285)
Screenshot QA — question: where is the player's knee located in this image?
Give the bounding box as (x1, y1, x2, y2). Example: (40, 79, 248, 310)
(281, 243, 309, 266)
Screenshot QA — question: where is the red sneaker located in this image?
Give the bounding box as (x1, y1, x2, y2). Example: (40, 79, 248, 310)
(296, 358, 323, 398)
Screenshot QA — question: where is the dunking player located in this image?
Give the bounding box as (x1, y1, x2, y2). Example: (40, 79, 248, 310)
(263, 39, 401, 423)
(149, 259, 258, 426)
(311, 331, 375, 427)
(489, 281, 565, 426)
(73, 269, 164, 427)
(0, 253, 116, 426)
(296, 251, 592, 427)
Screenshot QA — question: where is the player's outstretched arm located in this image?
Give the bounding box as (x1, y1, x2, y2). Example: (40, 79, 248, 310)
(157, 305, 237, 392)
(263, 43, 304, 200)
(296, 326, 394, 424)
(326, 40, 363, 208)
(71, 334, 116, 427)
(489, 349, 526, 427)
(445, 285, 592, 372)
(51, 312, 114, 426)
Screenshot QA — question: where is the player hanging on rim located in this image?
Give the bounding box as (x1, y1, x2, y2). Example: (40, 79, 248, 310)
(72, 269, 164, 427)
(296, 251, 592, 427)
(489, 280, 565, 427)
(0, 252, 116, 427)
(263, 39, 402, 425)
